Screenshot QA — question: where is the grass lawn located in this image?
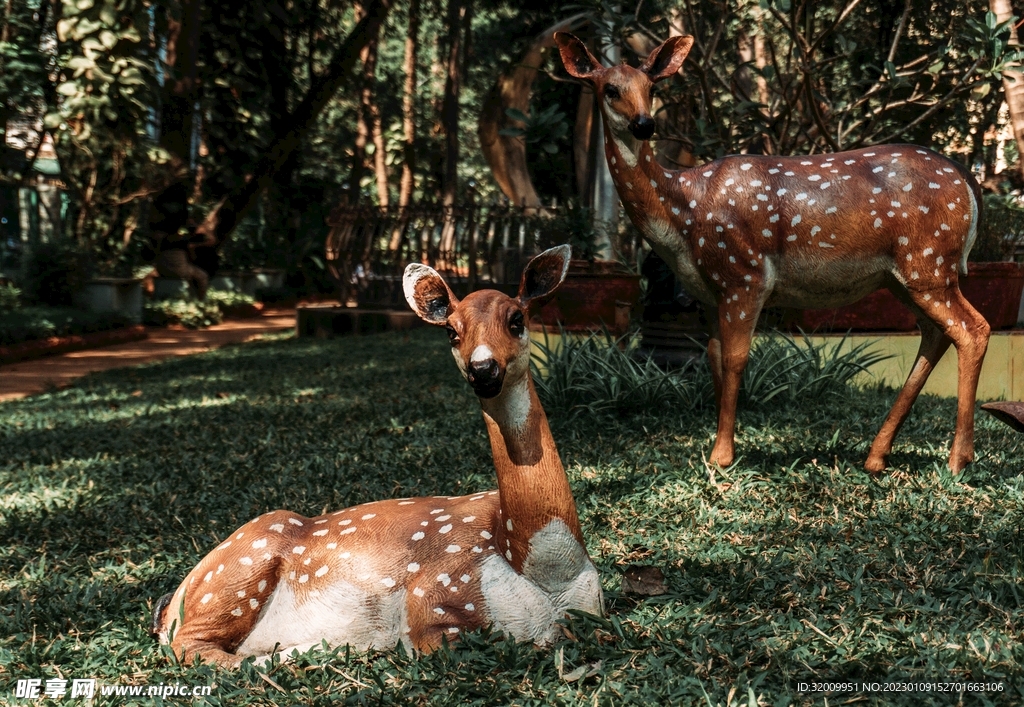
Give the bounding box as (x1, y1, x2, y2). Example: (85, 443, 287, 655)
(1, 328, 1023, 706)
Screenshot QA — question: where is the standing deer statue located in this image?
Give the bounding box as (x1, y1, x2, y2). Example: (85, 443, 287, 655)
(555, 32, 990, 474)
(151, 245, 603, 667)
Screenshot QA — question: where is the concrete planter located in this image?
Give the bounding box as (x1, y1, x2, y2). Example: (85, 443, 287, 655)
(74, 278, 144, 324)
(153, 277, 191, 300)
(532, 260, 641, 336)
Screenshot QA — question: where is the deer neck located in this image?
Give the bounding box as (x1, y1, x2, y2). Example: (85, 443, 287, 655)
(478, 374, 584, 572)
(601, 116, 706, 249)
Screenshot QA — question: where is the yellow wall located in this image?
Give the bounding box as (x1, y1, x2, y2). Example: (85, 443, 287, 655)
(529, 330, 1024, 401)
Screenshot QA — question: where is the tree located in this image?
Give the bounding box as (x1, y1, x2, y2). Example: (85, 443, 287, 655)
(990, 0, 1024, 180)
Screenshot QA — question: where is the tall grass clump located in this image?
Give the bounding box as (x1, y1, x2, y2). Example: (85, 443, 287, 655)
(742, 331, 892, 406)
(532, 328, 890, 418)
(530, 328, 708, 418)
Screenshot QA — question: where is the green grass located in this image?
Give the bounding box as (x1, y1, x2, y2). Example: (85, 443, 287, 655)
(1, 328, 1022, 706)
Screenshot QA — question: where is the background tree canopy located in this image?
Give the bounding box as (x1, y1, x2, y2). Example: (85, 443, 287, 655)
(1, 0, 1022, 278)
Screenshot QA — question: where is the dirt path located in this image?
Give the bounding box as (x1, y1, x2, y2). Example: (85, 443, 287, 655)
(0, 308, 295, 402)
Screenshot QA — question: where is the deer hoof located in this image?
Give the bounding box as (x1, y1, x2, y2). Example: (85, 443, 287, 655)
(864, 454, 887, 475)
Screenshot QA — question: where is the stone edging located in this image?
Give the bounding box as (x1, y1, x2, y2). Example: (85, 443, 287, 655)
(0, 325, 149, 365)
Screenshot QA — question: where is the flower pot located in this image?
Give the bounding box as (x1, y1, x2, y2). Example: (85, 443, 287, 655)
(960, 262, 1024, 330)
(74, 278, 144, 324)
(786, 261, 1024, 332)
(532, 260, 641, 336)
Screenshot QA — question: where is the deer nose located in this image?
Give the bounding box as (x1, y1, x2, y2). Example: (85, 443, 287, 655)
(628, 115, 656, 140)
(466, 359, 503, 397)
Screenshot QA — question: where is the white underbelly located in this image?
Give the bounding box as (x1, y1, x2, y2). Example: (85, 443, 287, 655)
(768, 255, 891, 309)
(235, 579, 408, 659)
(479, 519, 604, 644)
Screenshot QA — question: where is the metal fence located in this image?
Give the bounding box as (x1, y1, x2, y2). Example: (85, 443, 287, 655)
(325, 202, 555, 307)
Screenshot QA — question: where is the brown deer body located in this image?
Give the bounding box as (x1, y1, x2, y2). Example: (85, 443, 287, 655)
(556, 33, 990, 474)
(152, 246, 603, 667)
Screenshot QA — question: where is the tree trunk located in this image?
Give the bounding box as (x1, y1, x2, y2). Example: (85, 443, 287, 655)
(350, 1, 382, 205)
(991, 0, 1024, 180)
(149, 0, 202, 249)
(478, 14, 588, 210)
(390, 0, 421, 250)
(438, 0, 466, 253)
(194, 0, 391, 248)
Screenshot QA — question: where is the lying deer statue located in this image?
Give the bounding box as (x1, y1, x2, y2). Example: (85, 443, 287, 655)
(152, 245, 603, 667)
(555, 32, 990, 474)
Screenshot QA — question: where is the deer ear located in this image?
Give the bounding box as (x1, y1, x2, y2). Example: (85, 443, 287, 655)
(518, 245, 572, 304)
(404, 264, 459, 324)
(555, 32, 601, 80)
(639, 35, 693, 82)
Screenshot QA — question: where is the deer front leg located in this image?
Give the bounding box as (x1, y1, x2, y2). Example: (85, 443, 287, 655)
(708, 294, 760, 468)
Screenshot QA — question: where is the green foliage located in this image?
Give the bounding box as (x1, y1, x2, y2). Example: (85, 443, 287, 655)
(0, 329, 1022, 705)
(0, 305, 128, 345)
(529, 199, 607, 262)
(205, 289, 257, 309)
(499, 104, 570, 155)
(532, 329, 890, 419)
(741, 332, 893, 407)
(18, 239, 91, 306)
(972, 193, 1024, 262)
(143, 297, 223, 329)
(0, 283, 22, 312)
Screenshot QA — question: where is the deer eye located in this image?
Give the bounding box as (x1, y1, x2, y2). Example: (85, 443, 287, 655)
(604, 85, 621, 100)
(508, 311, 525, 337)
(649, 85, 658, 99)
(446, 325, 460, 346)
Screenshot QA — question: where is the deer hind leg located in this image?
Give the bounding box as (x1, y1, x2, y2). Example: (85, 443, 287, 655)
(708, 296, 761, 467)
(866, 285, 990, 473)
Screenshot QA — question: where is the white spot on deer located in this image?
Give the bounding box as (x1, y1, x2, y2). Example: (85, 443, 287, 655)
(445, 544, 461, 554)
(430, 509, 444, 515)
(729, 255, 736, 263)
(716, 226, 724, 233)
(936, 256, 945, 265)
(826, 206, 837, 214)
(217, 541, 231, 550)
(698, 237, 705, 247)
(239, 557, 253, 566)
(762, 229, 772, 237)
(874, 218, 882, 228)
(200, 592, 213, 604)
(769, 168, 780, 174)
(757, 194, 768, 201)
(435, 515, 451, 522)
(785, 171, 795, 176)
(941, 223, 951, 231)
(481, 530, 492, 539)
(791, 214, 802, 226)
(252, 539, 267, 549)
(777, 188, 788, 196)
(751, 180, 762, 187)
(873, 166, 884, 173)
(361, 513, 376, 521)
(796, 193, 808, 201)
(298, 574, 309, 584)
(898, 237, 909, 246)
(929, 182, 940, 189)
(438, 574, 451, 586)
(820, 182, 831, 189)
(741, 163, 752, 170)
(845, 159, 856, 165)
(947, 203, 956, 210)
(923, 247, 933, 256)
(770, 214, 780, 223)
(433, 607, 445, 615)
(338, 519, 352, 526)
(808, 174, 821, 181)
(725, 178, 735, 186)
(312, 529, 328, 537)
(506, 550, 514, 560)
(718, 242, 726, 248)
(412, 531, 425, 541)
(871, 187, 882, 194)
(270, 523, 284, 533)
(786, 234, 797, 241)
(230, 607, 243, 617)
(906, 254, 913, 261)
(293, 546, 305, 555)
(316, 565, 329, 578)
(288, 518, 303, 526)
(672, 207, 680, 215)
(819, 242, 835, 248)
(649, 179, 657, 188)
(703, 171, 713, 177)
(887, 211, 895, 218)
(439, 524, 453, 534)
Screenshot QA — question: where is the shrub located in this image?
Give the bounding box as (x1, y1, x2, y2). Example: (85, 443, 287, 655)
(19, 240, 91, 306)
(0, 306, 130, 345)
(531, 329, 889, 418)
(143, 298, 223, 329)
(0, 283, 21, 312)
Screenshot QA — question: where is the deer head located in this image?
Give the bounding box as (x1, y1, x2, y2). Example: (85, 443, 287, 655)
(404, 245, 571, 399)
(554, 32, 693, 142)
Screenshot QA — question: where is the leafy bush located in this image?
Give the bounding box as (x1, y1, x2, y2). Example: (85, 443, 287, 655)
(205, 290, 257, 309)
(19, 240, 91, 307)
(971, 193, 1024, 262)
(532, 329, 890, 418)
(0, 306, 130, 345)
(742, 332, 892, 407)
(531, 328, 708, 418)
(0, 283, 22, 312)
(143, 298, 223, 329)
